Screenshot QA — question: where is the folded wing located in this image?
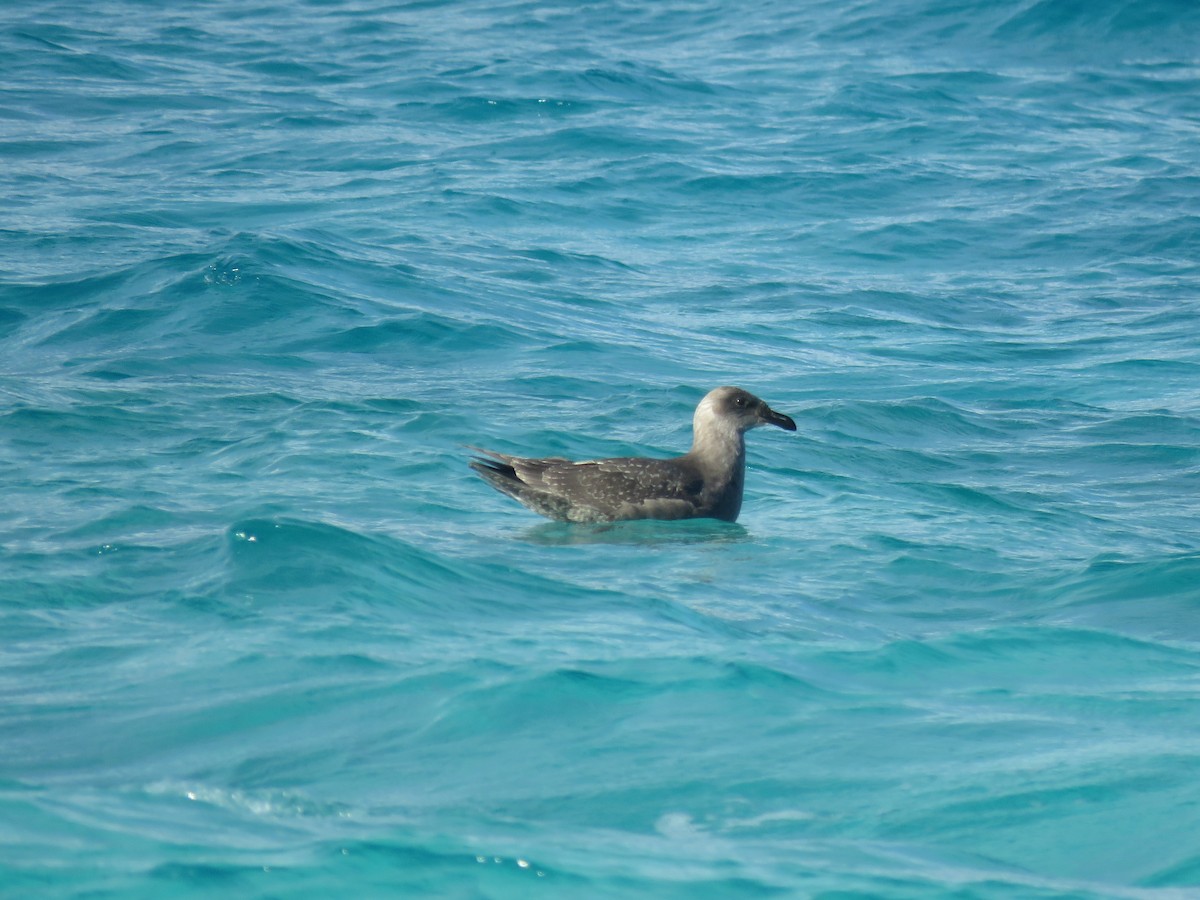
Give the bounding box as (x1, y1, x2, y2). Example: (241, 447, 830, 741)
(469, 449, 703, 523)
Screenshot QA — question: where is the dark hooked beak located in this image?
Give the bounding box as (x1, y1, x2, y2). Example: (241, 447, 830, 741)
(760, 404, 797, 431)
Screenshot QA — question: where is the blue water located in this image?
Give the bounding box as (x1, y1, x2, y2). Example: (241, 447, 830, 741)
(3, 0, 1200, 895)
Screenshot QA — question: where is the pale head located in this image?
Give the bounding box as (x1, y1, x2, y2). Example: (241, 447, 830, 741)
(693, 386, 797, 439)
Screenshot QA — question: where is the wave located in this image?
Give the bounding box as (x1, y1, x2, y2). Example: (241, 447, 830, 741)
(219, 516, 614, 618)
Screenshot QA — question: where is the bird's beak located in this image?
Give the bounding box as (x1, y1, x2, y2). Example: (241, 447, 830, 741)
(759, 404, 797, 431)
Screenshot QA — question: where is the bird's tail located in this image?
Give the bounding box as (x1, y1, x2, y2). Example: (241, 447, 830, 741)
(468, 449, 525, 500)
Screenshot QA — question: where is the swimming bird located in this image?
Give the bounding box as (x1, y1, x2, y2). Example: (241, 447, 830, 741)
(469, 386, 796, 523)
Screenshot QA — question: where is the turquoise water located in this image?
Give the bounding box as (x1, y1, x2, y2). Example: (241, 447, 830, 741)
(3, 0, 1200, 895)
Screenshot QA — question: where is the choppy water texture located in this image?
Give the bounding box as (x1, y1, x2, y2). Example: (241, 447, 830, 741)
(3, 0, 1200, 896)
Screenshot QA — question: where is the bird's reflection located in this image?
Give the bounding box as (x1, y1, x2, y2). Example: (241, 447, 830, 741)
(520, 519, 750, 546)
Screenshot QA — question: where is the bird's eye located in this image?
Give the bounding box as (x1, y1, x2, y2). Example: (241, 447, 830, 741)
(734, 396, 747, 407)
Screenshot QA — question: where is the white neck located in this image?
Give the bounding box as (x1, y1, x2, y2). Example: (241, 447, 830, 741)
(687, 395, 746, 478)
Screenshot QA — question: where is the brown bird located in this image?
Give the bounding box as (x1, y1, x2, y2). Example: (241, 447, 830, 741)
(470, 386, 796, 523)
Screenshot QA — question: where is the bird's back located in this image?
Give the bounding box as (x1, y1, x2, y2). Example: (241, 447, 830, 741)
(470, 450, 707, 523)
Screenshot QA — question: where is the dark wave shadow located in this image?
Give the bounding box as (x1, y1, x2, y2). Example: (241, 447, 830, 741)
(519, 518, 750, 546)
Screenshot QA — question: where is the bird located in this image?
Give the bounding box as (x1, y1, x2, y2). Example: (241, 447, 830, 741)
(469, 386, 796, 523)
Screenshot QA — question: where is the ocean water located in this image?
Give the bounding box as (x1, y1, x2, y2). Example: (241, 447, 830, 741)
(3, 0, 1200, 895)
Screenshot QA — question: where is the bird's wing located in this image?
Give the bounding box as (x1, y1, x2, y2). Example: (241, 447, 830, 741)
(470, 450, 706, 522)
(528, 457, 703, 521)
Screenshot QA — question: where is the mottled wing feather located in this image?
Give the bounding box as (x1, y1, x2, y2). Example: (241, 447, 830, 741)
(470, 450, 705, 523)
